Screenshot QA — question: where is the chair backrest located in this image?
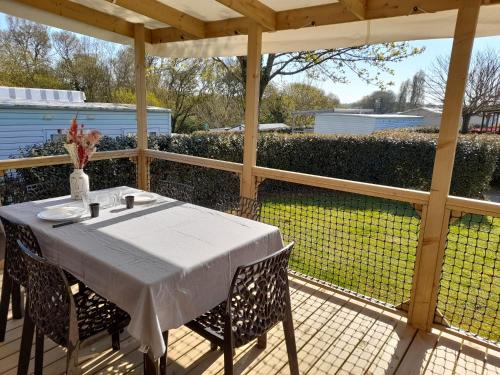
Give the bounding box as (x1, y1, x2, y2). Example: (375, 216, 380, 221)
(216, 196, 262, 221)
(0, 216, 42, 286)
(17, 239, 78, 348)
(155, 179, 195, 203)
(227, 242, 294, 347)
(26, 181, 69, 201)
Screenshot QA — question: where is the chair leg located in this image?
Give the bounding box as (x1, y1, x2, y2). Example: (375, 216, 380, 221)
(11, 282, 24, 319)
(111, 331, 120, 350)
(17, 304, 34, 375)
(66, 342, 80, 375)
(223, 342, 234, 375)
(282, 306, 299, 375)
(34, 329, 44, 375)
(257, 333, 267, 349)
(210, 342, 218, 351)
(0, 271, 13, 341)
(159, 331, 168, 375)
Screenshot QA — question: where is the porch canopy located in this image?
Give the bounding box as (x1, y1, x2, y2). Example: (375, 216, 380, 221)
(1, 0, 500, 344)
(1, 0, 500, 58)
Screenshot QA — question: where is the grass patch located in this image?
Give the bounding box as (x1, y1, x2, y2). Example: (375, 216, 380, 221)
(259, 192, 499, 343)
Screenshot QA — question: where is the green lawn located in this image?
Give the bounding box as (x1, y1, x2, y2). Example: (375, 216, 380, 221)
(259, 193, 499, 343)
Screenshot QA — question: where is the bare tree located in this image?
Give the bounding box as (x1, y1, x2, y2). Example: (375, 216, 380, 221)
(409, 70, 425, 108)
(427, 49, 500, 133)
(397, 79, 411, 111)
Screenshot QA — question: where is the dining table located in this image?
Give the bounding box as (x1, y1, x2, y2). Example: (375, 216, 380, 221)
(0, 186, 284, 374)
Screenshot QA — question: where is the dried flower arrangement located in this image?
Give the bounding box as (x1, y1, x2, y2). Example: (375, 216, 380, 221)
(64, 117, 102, 169)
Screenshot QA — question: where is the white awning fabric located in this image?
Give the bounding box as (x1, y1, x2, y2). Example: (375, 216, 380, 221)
(0, 0, 499, 58)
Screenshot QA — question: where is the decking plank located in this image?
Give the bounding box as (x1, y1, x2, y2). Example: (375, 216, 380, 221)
(242, 284, 349, 374)
(362, 316, 416, 375)
(395, 331, 439, 374)
(0, 268, 497, 375)
(337, 312, 406, 374)
(180, 276, 320, 375)
(424, 334, 461, 374)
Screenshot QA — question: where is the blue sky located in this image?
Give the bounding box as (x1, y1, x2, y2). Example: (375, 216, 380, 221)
(285, 36, 500, 103)
(1, 13, 499, 103)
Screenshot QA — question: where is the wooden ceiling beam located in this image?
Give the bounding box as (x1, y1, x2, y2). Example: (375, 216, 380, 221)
(12, 0, 152, 42)
(339, 0, 366, 20)
(215, 0, 276, 31)
(104, 0, 205, 39)
(151, 0, 498, 44)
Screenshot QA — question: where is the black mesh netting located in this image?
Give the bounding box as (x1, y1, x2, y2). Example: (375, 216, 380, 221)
(436, 213, 499, 343)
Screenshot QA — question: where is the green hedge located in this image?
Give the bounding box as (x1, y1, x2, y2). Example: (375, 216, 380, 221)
(156, 131, 497, 198)
(1, 132, 498, 205)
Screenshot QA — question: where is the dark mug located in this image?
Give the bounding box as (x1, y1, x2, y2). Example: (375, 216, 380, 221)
(89, 202, 100, 218)
(125, 195, 135, 209)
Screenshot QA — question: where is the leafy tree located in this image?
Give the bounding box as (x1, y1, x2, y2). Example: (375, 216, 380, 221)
(52, 32, 113, 101)
(214, 43, 424, 100)
(427, 49, 500, 133)
(0, 17, 56, 87)
(152, 58, 211, 132)
(259, 83, 339, 127)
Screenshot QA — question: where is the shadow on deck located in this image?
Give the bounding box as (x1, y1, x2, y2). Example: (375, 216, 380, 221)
(0, 273, 498, 374)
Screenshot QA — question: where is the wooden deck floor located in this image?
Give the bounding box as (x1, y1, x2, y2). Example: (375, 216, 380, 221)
(1, 274, 499, 375)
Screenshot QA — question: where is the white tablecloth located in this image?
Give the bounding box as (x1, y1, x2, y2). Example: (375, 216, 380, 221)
(0, 186, 284, 358)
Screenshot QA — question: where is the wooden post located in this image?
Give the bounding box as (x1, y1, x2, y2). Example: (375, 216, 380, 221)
(408, 0, 481, 331)
(240, 23, 262, 198)
(134, 23, 149, 191)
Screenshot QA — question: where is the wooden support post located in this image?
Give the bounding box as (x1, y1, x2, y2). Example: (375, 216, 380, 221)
(240, 23, 262, 198)
(134, 23, 149, 191)
(408, 0, 481, 331)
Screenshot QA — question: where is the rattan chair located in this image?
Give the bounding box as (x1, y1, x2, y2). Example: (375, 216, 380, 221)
(154, 179, 195, 203)
(185, 242, 298, 375)
(215, 196, 262, 221)
(26, 181, 69, 201)
(17, 239, 131, 375)
(0, 216, 39, 341)
(0, 216, 82, 343)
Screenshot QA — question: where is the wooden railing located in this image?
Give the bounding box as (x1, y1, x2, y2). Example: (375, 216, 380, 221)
(145, 149, 499, 348)
(0, 149, 138, 172)
(1, 148, 498, 348)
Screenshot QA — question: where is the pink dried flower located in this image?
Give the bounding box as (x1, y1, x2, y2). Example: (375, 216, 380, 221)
(87, 129, 102, 146)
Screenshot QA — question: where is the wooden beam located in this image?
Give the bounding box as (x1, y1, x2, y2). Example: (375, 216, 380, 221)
(408, 0, 481, 332)
(150, 0, 498, 43)
(104, 0, 205, 39)
(11, 0, 152, 42)
(240, 22, 262, 199)
(144, 150, 243, 174)
(215, 0, 276, 31)
(339, 0, 366, 20)
(134, 24, 149, 191)
(253, 166, 429, 205)
(0, 150, 138, 170)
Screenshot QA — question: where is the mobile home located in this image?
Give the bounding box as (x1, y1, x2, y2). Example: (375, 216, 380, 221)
(314, 112, 424, 135)
(0, 87, 171, 159)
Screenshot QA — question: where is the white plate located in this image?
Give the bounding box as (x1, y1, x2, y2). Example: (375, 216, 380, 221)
(37, 207, 86, 222)
(123, 192, 157, 204)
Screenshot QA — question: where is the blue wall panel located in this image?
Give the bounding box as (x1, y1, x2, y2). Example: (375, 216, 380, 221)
(0, 107, 171, 159)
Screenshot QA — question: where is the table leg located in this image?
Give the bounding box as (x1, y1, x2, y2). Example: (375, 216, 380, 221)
(143, 350, 159, 375)
(143, 331, 169, 375)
